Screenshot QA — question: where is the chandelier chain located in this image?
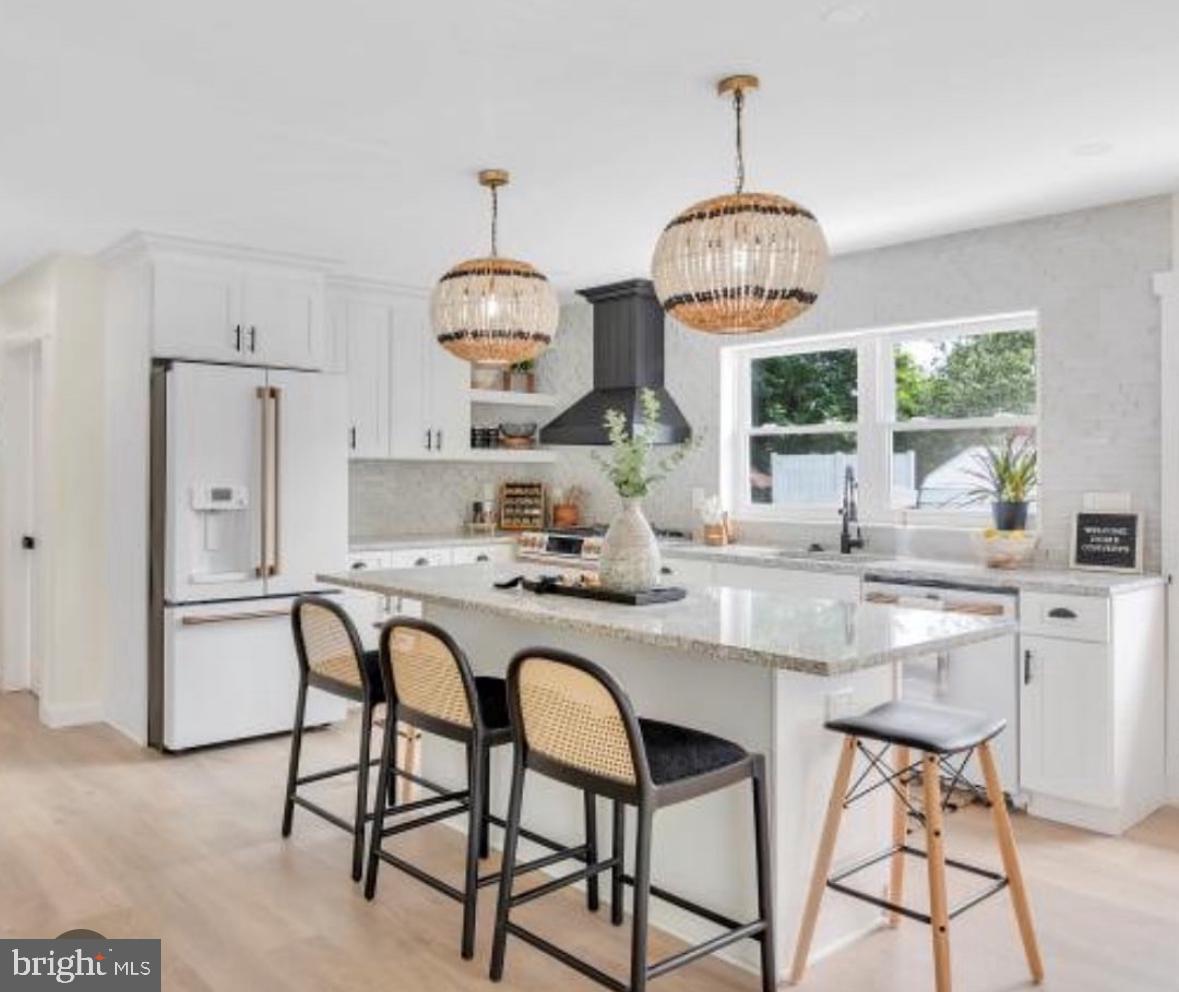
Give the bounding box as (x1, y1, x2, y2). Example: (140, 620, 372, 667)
(733, 88, 746, 194)
(490, 184, 499, 256)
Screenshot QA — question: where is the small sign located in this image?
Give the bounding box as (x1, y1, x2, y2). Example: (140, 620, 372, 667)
(1070, 511, 1142, 573)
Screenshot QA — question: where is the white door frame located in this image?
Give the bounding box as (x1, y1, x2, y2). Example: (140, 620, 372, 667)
(1155, 192, 1179, 803)
(1, 333, 48, 694)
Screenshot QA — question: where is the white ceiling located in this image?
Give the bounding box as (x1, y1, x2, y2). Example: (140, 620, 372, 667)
(3, 0, 1178, 290)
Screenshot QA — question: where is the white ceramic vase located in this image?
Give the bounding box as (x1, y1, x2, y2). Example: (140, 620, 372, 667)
(599, 497, 661, 593)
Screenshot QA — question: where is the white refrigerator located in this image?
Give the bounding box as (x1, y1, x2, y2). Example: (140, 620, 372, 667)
(149, 361, 349, 750)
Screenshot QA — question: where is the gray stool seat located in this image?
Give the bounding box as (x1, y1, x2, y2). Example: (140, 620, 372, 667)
(826, 699, 1006, 755)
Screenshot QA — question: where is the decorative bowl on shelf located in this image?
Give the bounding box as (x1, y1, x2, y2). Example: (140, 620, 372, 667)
(498, 421, 537, 439)
(971, 528, 1038, 570)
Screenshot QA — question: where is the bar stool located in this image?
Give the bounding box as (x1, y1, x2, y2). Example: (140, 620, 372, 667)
(283, 595, 385, 882)
(791, 699, 1044, 992)
(490, 648, 775, 992)
(365, 618, 599, 960)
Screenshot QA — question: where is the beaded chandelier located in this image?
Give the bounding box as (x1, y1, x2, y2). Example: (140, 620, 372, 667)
(651, 75, 828, 334)
(432, 169, 558, 365)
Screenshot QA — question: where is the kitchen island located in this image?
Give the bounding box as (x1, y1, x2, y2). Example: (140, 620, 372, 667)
(319, 562, 1015, 978)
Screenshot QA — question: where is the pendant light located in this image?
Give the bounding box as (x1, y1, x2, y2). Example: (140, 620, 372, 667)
(651, 74, 828, 334)
(432, 169, 559, 364)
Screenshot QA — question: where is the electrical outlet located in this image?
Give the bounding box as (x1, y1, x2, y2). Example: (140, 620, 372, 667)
(825, 687, 856, 722)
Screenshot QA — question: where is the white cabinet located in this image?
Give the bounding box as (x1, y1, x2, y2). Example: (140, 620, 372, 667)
(147, 240, 327, 369)
(1018, 586, 1165, 834)
(388, 295, 470, 460)
(337, 299, 392, 459)
(1020, 634, 1112, 806)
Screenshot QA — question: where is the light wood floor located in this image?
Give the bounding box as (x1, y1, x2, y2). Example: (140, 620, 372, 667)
(2, 692, 1178, 991)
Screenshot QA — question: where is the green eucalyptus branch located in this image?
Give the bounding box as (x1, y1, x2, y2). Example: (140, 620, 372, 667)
(590, 388, 700, 499)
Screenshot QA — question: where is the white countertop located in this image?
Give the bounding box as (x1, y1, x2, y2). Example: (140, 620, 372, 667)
(318, 563, 1015, 676)
(661, 542, 1165, 597)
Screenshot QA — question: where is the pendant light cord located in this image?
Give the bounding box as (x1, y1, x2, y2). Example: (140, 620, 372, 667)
(733, 88, 746, 194)
(490, 184, 499, 256)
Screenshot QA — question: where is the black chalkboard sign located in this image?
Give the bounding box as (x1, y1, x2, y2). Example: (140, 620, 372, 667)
(1070, 512, 1142, 572)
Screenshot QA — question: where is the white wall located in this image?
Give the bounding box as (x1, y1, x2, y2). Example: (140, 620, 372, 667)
(538, 195, 1172, 568)
(0, 254, 107, 726)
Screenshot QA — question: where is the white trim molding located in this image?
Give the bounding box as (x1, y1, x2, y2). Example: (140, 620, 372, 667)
(39, 699, 105, 729)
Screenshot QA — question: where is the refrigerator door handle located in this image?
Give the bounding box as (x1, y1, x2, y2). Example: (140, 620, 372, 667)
(268, 386, 282, 577)
(255, 385, 273, 578)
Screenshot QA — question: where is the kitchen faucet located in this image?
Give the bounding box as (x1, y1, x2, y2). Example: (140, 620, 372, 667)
(840, 465, 865, 554)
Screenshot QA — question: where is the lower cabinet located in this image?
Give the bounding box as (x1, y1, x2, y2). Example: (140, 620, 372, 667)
(1017, 587, 1165, 834)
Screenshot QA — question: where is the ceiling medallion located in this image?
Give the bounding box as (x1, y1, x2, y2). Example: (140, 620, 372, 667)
(651, 74, 829, 334)
(432, 169, 559, 365)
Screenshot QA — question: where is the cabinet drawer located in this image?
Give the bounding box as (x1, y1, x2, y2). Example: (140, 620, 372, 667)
(1020, 592, 1109, 643)
(387, 547, 452, 569)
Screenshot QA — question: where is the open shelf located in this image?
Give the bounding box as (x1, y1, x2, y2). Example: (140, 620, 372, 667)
(468, 388, 558, 408)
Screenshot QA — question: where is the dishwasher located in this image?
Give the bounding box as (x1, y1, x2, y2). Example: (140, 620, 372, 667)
(862, 574, 1021, 799)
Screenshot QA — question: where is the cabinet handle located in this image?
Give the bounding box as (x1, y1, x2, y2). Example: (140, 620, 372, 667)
(234, 324, 243, 351)
(476, 553, 489, 563)
(1047, 607, 1077, 619)
(414, 557, 429, 567)
(350, 426, 357, 450)
(1024, 648, 1033, 685)
(249, 325, 257, 353)
(426, 429, 433, 451)
(435, 429, 442, 450)
(350, 561, 366, 570)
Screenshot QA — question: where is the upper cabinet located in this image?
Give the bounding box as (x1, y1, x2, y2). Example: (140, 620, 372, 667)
(115, 234, 331, 370)
(329, 280, 471, 462)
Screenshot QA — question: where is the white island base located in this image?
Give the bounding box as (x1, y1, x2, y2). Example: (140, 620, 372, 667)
(415, 603, 895, 979)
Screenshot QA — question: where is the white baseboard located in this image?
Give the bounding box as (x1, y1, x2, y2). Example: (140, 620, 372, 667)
(39, 699, 105, 728)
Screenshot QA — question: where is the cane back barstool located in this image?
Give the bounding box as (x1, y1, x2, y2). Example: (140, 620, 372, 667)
(490, 648, 776, 992)
(284, 595, 385, 882)
(791, 699, 1044, 992)
(365, 618, 600, 960)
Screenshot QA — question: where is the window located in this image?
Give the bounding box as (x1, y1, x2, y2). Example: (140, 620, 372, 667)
(725, 314, 1039, 522)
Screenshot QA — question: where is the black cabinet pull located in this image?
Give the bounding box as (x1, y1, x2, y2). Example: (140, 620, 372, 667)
(350, 561, 366, 570)
(349, 426, 357, 450)
(1047, 607, 1077, 619)
(21, 535, 35, 550)
(426, 429, 433, 451)
(435, 429, 442, 450)
(234, 324, 242, 351)
(476, 554, 489, 563)
(248, 325, 257, 352)
(1024, 648, 1033, 685)
(414, 557, 429, 567)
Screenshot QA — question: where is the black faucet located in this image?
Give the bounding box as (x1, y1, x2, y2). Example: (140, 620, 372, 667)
(840, 465, 865, 554)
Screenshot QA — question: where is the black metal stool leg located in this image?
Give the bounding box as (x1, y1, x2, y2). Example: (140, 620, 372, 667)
(490, 753, 527, 982)
(351, 700, 374, 882)
(461, 735, 486, 959)
(611, 799, 625, 926)
(281, 677, 308, 838)
(364, 709, 398, 900)
(751, 755, 777, 992)
(584, 792, 600, 912)
(479, 743, 492, 859)
(629, 804, 654, 992)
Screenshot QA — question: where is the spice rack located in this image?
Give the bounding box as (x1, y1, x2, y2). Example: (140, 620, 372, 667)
(499, 481, 546, 531)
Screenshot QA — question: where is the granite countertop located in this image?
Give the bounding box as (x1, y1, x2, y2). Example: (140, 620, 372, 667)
(318, 563, 1015, 676)
(660, 542, 1166, 597)
(350, 532, 517, 552)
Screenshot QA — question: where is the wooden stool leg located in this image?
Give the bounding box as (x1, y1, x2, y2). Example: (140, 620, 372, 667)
(888, 744, 911, 926)
(790, 735, 858, 984)
(281, 677, 308, 838)
(922, 753, 952, 992)
(978, 742, 1045, 984)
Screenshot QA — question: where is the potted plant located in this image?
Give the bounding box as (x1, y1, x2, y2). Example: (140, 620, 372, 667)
(965, 434, 1038, 531)
(508, 359, 535, 393)
(591, 389, 696, 592)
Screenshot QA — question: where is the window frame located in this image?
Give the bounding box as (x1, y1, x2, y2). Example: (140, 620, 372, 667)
(722, 312, 1040, 527)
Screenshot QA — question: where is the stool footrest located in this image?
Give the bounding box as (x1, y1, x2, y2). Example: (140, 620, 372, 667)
(291, 795, 354, 833)
(826, 843, 1008, 925)
(295, 757, 381, 787)
(380, 800, 470, 837)
(481, 844, 591, 889)
(648, 920, 766, 979)
(509, 855, 620, 909)
(620, 873, 746, 932)
(505, 923, 628, 992)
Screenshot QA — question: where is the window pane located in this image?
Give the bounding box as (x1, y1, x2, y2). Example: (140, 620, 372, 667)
(894, 330, 1036, 421)
(751, 349, 857, 427)
(892, 428, 1037, 510)
(749, 433, 857, 505)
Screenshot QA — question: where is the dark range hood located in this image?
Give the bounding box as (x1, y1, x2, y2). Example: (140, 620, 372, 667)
(540, 279, 691, 446)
